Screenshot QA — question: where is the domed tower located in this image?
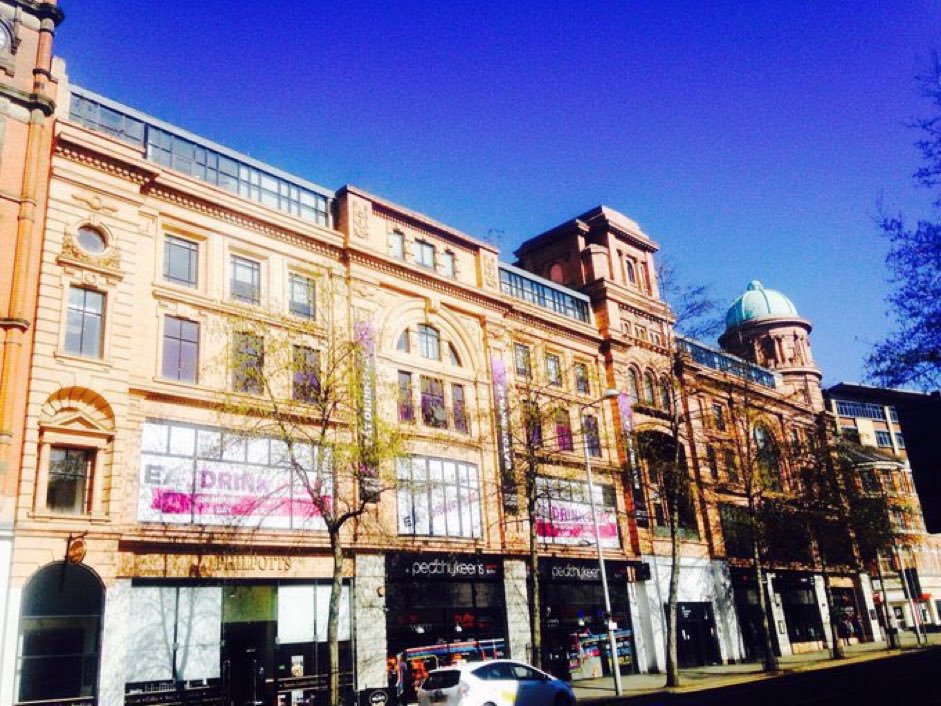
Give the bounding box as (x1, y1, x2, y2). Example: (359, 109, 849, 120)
(718, 280, 823, 410)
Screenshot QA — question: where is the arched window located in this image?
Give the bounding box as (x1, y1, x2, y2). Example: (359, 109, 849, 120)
(628, 368, 641, 404)
(643, 371, 656, 405)
(625, 259, 637, 285)
(18, 563, 104, 702)
(417, 324, 440, 360)
(549, 263, 564, 283)
(754, 424, 782, 491)
(447, 342, 462, 367)
(660, 378, 672, 411)
(396, 329, 410, 353)
(554, 409, 574, 452)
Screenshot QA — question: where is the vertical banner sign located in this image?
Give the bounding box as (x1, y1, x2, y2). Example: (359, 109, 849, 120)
(355, 321, 381, 503)
(617, 392, 648, 528)
(491, 355, 518, 515)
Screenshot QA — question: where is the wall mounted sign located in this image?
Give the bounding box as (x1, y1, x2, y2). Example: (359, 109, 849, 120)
(387, 553, 503, 582)
(490, 355, 518, 515)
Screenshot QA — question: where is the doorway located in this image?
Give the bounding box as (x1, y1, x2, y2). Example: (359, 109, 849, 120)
(674, 602, 721, 668)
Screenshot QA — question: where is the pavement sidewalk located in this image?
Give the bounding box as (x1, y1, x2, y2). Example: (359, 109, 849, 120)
(572, 630, 941, 704)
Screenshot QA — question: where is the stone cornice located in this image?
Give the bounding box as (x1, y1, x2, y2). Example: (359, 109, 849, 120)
(0, 83, 55, 116)
(7, 0, 63, 24)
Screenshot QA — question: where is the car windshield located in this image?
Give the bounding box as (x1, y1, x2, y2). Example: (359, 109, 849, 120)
(422, 670, 461, 690)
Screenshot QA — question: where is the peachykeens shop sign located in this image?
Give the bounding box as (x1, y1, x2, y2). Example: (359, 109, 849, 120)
(540, 559, 631, 584)
(490, 355, 518, 515)
(355, 321, 381, 504)
(387, 553, 503, 582)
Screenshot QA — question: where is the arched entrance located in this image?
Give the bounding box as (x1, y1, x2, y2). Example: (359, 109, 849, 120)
(16, 562, 103, 704)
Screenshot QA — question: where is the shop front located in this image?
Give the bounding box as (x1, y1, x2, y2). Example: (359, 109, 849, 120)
(673, 602, 721, 668)
(539, 559, 635, 682)
(775, 573, 824, 652)
(386, 553, 507, 703)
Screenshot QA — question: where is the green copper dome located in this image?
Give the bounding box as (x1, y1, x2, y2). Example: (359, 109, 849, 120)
(725, 280, 799, 328)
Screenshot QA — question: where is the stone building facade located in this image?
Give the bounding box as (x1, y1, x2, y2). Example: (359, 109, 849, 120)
(0, 4, 913, 705)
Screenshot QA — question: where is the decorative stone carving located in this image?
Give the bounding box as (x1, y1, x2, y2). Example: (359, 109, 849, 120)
(353, 202, 371, 239)
(484, 257, 497, 288)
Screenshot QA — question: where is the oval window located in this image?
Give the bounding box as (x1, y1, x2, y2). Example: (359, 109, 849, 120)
(76, 226, 107, 255)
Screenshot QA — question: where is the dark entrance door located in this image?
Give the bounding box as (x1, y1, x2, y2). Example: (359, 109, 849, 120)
(224, 621, 274, 706)
(674, 602, 721, 668)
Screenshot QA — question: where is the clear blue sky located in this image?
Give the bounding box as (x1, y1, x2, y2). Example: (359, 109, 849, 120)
(56, 1, 940, 386)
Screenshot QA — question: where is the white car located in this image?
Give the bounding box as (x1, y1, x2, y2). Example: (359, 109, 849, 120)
(416, 659, 576, 706)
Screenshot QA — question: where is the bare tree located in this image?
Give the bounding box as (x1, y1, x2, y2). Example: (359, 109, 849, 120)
(215, 283, 402, 706)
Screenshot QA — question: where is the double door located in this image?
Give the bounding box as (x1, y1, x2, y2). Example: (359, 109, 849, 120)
(674, 602, 721, 668)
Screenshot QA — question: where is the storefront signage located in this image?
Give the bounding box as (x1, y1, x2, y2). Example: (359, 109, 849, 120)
(618, 392, 649, 528)
(540, 559, 630, 583)
(491, 355, 518, 515)
(355, 321, 381, 504)
(388, 553, 503, 582)
(66, 536, 87, 565)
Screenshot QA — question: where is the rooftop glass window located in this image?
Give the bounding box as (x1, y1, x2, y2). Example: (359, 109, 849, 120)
(676, 337, 776, 388)
(499, 265, 590, 323)
(69, 89, 331, 227)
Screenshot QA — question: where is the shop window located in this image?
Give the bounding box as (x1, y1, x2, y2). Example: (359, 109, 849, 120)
(162, 315, 199, 383)
(46, 447, 92, 515)
(389, 230, 405, 260)
(420, 376, 447, 428)
(546, 354, 562, 387)
(396, 457, 482, 538)
(452, 384, 469, 434)
(65, 286, 105, 358)
(232, 332, 264, 394)
(230, 255, 261, 304)
(398, 372, 415, 423)
(514, 343, 532, 379)
(137, 420, 327, 530)
(289, 274, 316, 319)
(418, 324, 440, 361)
(535, 476, 619, 548)
(583, 414, 601, 457)
(164, 235, 198, 287)
(574, 362, 590, 395)
(292, 345, 320, 403)
(554, 409, 573, 452)
(17, 563, 103, 704)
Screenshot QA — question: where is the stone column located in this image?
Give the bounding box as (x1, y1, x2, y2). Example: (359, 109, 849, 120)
(354, 553, 387, 690)
(98, 579, 130, 706)
(503, 559, 531, 662)
(855, 574, 883, 641)
(765, 573, 793, 656)
(711, 560, 743, 664)
(812, 575, 834, 648)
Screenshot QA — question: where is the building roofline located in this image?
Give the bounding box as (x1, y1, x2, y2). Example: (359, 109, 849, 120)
(70, 85, 336, 200)
(338, 184, 498, 254)
(825, 381, 939, 400)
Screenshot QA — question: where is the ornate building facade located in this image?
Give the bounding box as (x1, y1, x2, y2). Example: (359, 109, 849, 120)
(0, 4, 916, 705)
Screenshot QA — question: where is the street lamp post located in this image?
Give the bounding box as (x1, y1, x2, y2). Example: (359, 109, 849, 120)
(581, 389, 623, 696)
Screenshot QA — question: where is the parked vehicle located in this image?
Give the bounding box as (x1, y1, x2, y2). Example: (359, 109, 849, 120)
(416, 659, 576, 706)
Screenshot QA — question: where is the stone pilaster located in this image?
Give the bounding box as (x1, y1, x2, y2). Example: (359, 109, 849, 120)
(98, 579, 130, 706)
(354, 554, 387, 690)
(503, 559, 531, 662)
